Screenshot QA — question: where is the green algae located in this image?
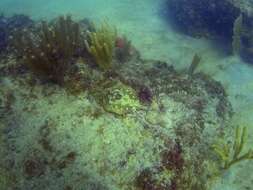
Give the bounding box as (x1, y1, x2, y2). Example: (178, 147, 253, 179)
(0, 167, 12, 189)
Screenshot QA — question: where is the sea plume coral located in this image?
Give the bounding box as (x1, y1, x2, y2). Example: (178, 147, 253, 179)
(12, 15, 86, 84)
(213, 126, 253, 170)
(85, 20, 117, 70)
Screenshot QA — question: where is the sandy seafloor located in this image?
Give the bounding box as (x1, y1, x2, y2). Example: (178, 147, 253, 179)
(0, 0, 253, 190)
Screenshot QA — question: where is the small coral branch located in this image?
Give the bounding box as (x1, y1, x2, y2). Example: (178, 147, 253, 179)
(232, 14, 243, 55)
(85, 21, 117, 70)
(188, 53, 201, 76)
(213, 126, 253, 170)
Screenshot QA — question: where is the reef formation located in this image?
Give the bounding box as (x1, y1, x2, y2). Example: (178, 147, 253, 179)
(0, 14, 252, 190)
(163, 0, 253, 63)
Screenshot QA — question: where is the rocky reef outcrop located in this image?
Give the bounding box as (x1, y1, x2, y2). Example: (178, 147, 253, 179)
(1, 15, 249, 190)
(163, 0, 253, 63)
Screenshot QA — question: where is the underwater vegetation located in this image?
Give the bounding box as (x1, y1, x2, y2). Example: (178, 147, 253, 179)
(232, 14, 243, 55)
(12, 15, 86, 84)
(11, 16, 119, 85)
(213, 126, 253, 170)
(0, 167, 13, 190)
(85, 21, 117, 70)
(187, 53, 201, 76)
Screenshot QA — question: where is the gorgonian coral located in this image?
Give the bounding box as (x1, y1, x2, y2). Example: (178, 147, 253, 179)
(85, 21, 117, 70)
(12, 15, 86, 84)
